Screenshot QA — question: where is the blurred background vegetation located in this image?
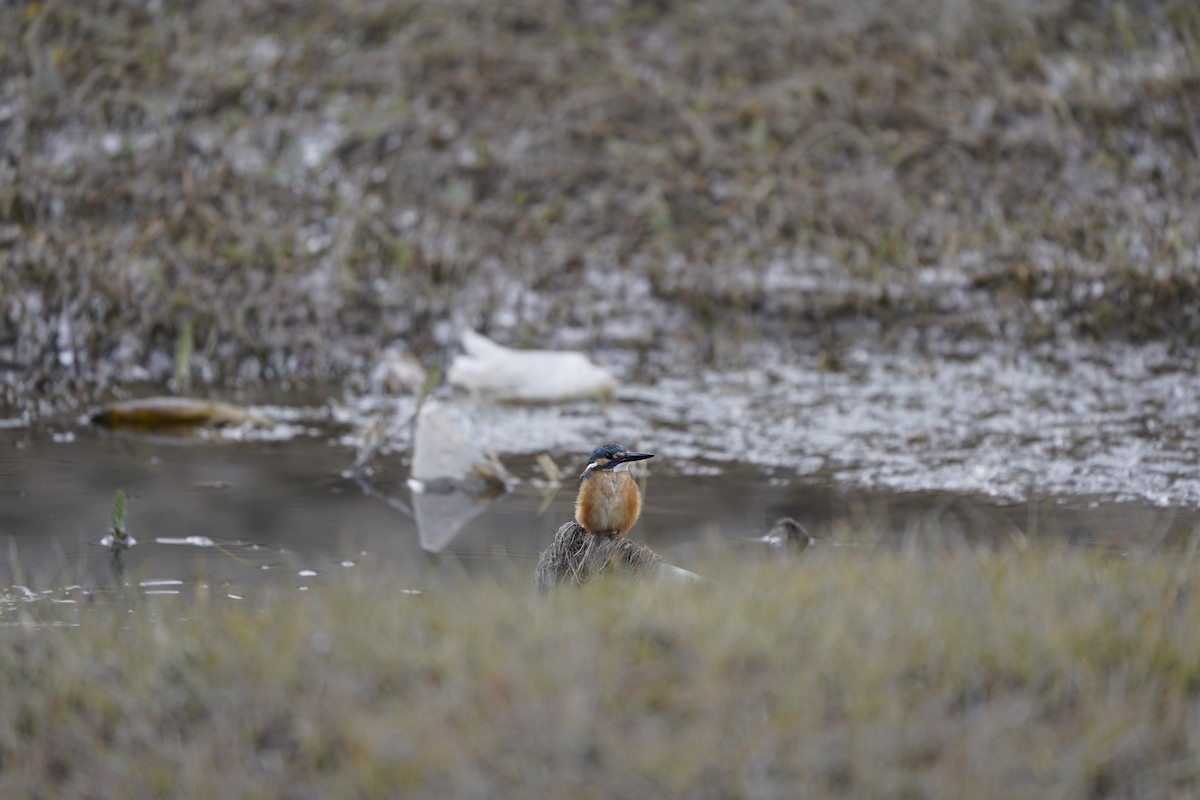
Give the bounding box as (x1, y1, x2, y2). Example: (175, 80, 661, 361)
(1, 0, 1198, 413)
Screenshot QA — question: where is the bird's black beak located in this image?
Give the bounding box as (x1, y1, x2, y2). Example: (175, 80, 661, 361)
(616, 451, 654, 464)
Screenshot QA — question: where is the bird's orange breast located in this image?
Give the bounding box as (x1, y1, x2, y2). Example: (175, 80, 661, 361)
(575, 470, 642, 536)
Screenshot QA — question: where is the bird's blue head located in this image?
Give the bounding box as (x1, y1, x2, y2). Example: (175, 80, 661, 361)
(580, 442, 654, 483)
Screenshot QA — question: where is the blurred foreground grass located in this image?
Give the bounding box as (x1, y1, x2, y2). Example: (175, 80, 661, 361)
(4, 546, 1200, 798)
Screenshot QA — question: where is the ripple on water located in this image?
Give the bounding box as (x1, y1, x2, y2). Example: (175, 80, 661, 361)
(430, 340, 1200, 508)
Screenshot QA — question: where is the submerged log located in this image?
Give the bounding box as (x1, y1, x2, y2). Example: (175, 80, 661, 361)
(91, 397, 270, 430)
(534, 521, 663, 594)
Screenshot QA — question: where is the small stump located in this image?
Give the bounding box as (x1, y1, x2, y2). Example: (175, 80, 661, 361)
(534, 522, 663, 594)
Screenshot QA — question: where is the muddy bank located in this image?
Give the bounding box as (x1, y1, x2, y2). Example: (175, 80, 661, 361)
(2, 0, 1199, 416)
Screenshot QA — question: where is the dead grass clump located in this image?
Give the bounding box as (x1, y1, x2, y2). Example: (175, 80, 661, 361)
(534, 521, 662, 593)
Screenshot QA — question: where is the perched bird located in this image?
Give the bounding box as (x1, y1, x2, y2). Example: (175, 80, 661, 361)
(758, 517, 815, 551)
(574, 442, 654, 536)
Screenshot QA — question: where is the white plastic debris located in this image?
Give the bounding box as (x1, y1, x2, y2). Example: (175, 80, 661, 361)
(447, 330, 616, 402)
(411, 399, 505, 486)
(410, 399, 509, 553)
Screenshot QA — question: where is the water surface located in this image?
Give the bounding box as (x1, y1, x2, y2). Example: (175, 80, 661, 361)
(2, 420, 1196, 603)
(3, 341, 1198, 603)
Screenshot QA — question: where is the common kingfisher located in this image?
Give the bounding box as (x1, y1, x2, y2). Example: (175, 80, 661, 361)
(574, 442, 654, 536)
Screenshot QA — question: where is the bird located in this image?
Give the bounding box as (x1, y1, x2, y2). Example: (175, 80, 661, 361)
(574, 442, 654, 536)
(756, 517, 815, 552)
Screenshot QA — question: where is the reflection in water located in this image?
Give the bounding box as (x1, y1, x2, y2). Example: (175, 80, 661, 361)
(411, 489, 492, 553)
(156, 536, 215, 547)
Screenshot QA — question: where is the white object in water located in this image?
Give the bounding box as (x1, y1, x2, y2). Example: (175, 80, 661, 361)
(411, 399, 505, 486)
(155, 536, 214, 548)
(447, 330, 616, 402)
(409, 399, 508, 552)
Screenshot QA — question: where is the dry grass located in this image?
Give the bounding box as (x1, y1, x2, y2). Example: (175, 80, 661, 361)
(2, 0, 1200, 415)
(3, 545, 1200, 798)
(534, 521, 663, 593)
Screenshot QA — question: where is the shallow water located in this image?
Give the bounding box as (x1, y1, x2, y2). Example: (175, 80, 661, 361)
(2, 341, 1198, 604)
(1, 420, 1197, 607)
